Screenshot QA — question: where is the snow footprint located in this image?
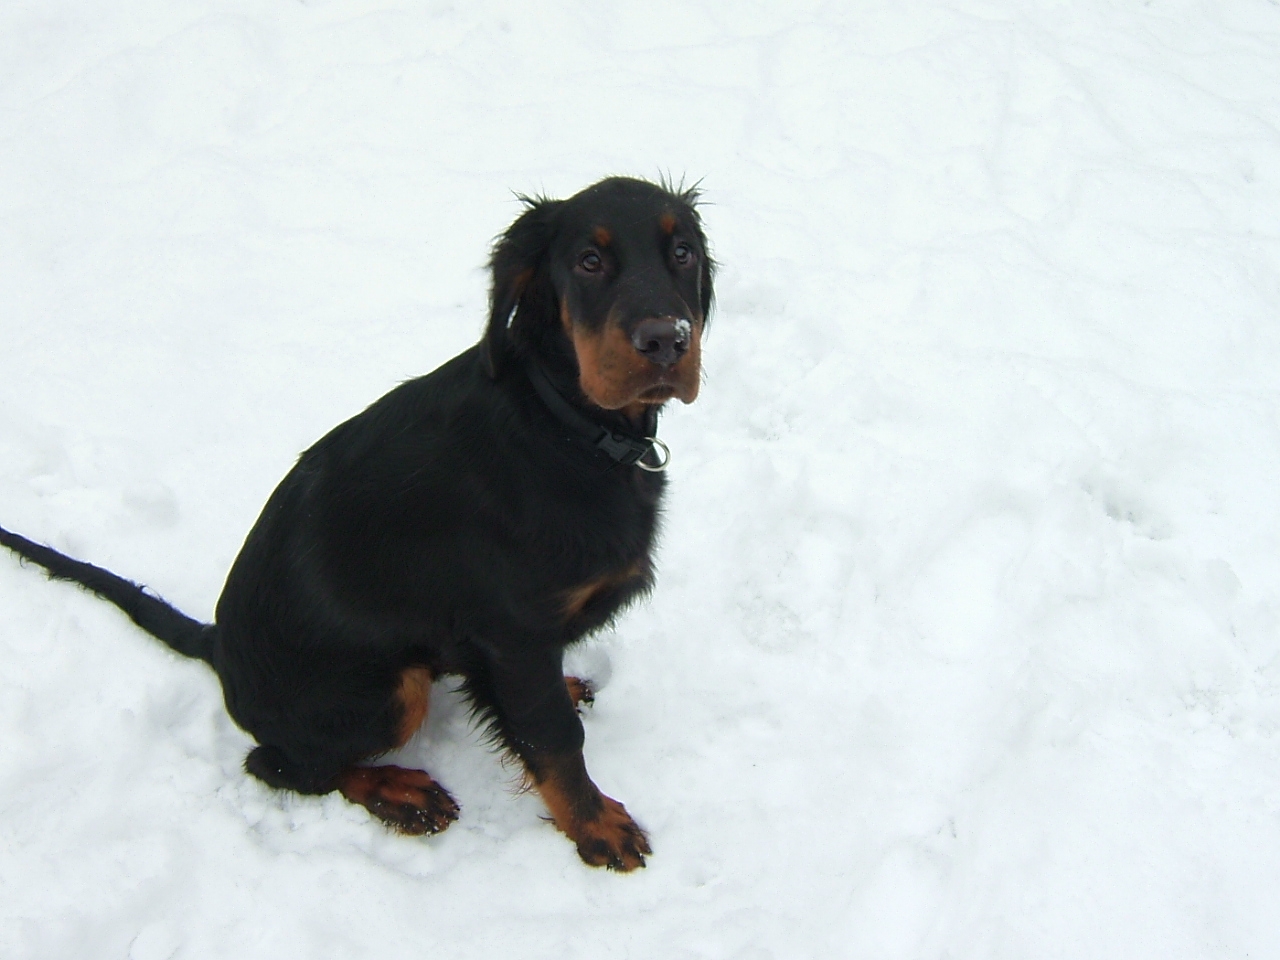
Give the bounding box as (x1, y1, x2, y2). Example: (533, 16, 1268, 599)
(1081, 471, 1172, 540)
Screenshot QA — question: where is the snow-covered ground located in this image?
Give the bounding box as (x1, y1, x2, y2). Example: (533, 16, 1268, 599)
(3, 2, 1280, 957)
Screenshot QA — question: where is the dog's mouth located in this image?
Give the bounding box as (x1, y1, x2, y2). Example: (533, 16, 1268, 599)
(568, 313, 703, 410)
(637, 383, 678, 404)
(627, 360, 700, 407)
(581, 363, 699, 411)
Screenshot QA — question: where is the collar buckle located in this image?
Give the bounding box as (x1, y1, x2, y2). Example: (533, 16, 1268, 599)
(525, 360, 671, 471)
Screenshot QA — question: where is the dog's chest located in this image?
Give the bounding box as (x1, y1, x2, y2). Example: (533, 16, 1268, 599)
(558, 555, 652, 618)
(530, 468, 662, 629)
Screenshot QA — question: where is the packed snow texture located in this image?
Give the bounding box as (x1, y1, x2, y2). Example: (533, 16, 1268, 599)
(3, 2, 1280, 958)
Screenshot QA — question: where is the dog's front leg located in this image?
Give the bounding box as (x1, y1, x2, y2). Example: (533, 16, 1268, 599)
(491, 649, 650, 871)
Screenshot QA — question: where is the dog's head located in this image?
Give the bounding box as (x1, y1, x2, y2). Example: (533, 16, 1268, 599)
(484, 177, 714, 414)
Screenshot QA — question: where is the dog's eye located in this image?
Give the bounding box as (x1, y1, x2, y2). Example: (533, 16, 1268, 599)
(578, 251, 603, 273)
(673, 243, 695, 266)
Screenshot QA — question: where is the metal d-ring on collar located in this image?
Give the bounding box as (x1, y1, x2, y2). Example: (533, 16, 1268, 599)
(636, 437, 670, 472)
(524, 359, 671, 472)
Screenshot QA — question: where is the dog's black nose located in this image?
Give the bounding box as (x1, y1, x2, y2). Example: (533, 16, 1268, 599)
(630, 317, 691, 366)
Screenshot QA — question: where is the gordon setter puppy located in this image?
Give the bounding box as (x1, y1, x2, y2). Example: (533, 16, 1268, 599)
(0, 176, 713, 871)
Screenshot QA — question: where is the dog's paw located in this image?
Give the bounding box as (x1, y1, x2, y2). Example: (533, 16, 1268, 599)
(564, 675, 595, 709)
(570, 795, 651, 871)
(338, 765, 460, 836)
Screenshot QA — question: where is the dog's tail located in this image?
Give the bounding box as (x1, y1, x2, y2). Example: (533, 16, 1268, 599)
(0, 524, 215, 664)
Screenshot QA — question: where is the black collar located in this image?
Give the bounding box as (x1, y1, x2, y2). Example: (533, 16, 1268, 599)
(524, 359, 667, 470)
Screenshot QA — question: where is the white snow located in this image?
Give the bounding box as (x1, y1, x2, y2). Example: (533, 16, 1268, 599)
(3, 1, 1280, 957)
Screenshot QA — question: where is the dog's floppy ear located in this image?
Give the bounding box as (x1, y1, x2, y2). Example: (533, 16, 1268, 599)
(670, 182, 716, 328)
(697, 228, 716, 327)
(483, 197, 562, 379)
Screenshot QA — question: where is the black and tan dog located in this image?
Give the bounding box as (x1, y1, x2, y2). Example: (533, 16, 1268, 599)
(0, 176, 713, 871)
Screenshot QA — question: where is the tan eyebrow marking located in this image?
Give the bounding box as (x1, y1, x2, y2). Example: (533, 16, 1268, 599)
(593, 226, 612, 246)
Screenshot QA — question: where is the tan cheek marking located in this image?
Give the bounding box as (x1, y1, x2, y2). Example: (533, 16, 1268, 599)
(394, 666, 433, 747)
(676, 322, 703, 404)
(569, 312, 705, 409)
(572, 323, 650, 409)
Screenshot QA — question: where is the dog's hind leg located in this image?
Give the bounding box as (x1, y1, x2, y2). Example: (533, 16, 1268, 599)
(335, 665, 459, 835)
(333, 764, 460, 835)
(244, 666, 460, 835)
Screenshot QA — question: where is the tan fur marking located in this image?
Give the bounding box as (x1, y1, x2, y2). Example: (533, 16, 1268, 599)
(618, 401, 650, 427)
(561, 562, 643, 620)
(659, 213, 676, 235)
(564, 675, 593, 707)
(535, 772, 590, 832)
(593, 226, 612, 246)
(337, 764, 459, 835)
(394, 666, 433, 747)
(570, 315, 702, 410)
(534, 755, 650, 871)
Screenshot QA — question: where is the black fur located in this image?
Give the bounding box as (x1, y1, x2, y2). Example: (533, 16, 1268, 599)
(0, 526, 214, 661)
(0, 176, 713, 869)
